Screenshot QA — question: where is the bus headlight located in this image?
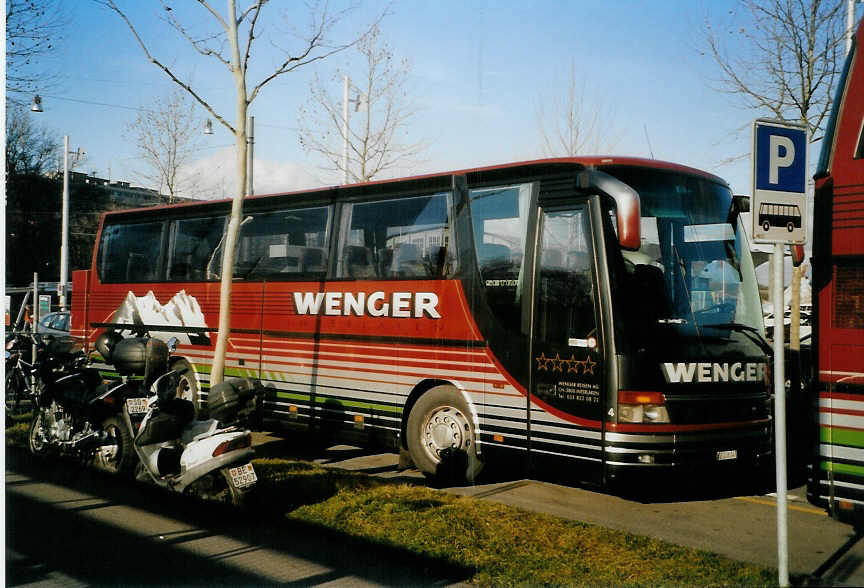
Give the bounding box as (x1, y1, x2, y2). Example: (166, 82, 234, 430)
(618, 391, 670, 424)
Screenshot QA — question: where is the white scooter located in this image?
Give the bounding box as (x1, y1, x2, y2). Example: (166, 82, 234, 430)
(112, 337, 259, 507)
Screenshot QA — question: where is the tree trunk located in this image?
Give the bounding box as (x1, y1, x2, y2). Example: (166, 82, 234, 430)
(211, 0, 248, 386)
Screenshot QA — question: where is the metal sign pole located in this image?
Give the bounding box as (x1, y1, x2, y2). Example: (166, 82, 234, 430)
(32, 273, 39, 390)
(752, 118, 806, 588)
(773, 242, 789, 586)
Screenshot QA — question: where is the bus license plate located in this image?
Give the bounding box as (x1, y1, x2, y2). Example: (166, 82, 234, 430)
(716, 450, 737, 461)
(229, 463, 257, 488)
(126, 398, 148, 414)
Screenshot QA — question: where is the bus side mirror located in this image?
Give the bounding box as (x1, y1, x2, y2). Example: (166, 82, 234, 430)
(791, 244, 805, 267)
(578, 169, 641, 251)
(733, 195, 750, 213)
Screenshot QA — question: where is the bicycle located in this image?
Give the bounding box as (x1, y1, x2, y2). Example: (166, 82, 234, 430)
(5, 331, 45, 416)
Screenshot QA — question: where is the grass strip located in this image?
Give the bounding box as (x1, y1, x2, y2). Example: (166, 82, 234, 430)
(6, 424, 774, 586)
(250, 459, 774, 586)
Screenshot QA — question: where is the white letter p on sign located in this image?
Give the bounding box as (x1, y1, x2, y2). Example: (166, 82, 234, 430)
(769, 135, 795, 185)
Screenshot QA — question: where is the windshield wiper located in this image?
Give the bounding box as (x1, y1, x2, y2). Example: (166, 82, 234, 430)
(703, 323, 772, 355)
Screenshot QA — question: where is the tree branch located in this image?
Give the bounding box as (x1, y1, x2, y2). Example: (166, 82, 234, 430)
(98, 0, 236, 135)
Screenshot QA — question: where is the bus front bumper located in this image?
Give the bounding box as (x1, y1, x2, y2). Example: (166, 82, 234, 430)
(603, 422, 773, 475)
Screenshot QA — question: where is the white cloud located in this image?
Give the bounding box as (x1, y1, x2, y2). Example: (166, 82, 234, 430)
(179, 148, 321, 200)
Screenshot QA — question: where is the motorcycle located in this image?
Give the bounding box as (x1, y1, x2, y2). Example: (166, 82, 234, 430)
(107, 335, 260, 507)
(27, 334, 141, 475)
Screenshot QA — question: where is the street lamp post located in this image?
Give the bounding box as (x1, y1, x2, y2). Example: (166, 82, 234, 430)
(342, 75, 350, 184)
(59, 137, 84, 312)
(247, 115, 254, 196)
(850, 0, 864, 55)
(60, 135, 70, 311)
(31, 97, 79, 312)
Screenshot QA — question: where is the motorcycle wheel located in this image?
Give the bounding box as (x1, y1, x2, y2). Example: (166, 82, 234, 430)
(92, 415, 135, 477)
(173, 359, 202, 419)
(28, 410, 50, 456)
(184, 468, 248, 508)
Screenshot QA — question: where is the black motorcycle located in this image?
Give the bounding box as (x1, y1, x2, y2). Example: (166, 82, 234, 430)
(27, 334, 143, 475)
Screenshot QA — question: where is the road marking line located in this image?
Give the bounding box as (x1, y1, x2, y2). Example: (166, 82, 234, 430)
(735, 496, 827, 516)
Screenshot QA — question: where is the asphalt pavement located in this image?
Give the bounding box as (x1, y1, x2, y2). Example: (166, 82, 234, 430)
(4, 448, 469, 587)
(8, 432, 864, 586)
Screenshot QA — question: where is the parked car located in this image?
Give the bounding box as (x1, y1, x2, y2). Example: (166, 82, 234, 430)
(36, 311, 70, 337)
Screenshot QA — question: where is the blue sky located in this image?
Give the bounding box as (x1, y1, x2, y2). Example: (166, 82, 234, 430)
(15, 1, 860, 198)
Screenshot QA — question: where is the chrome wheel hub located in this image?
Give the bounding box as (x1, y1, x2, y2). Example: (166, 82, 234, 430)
(422, 405, 471, 461)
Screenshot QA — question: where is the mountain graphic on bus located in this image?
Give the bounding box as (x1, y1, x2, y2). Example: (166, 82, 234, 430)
(758, 202, 802, 232)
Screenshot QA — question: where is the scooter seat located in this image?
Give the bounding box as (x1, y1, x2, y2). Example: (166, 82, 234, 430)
(135, 398, 196, 447)
(180, 419, 219, 445)
(136, 411, 185, 446)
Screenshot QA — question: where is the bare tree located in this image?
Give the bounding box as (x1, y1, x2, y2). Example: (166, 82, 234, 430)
(125, 89, 204, 203)
(298, 25, 426, 183)
(703, 0, 847, 139)
(5, 0, 67, 101)
(6, 105, 59, 176)
(536, 61, 619, 157)
(100, 0, 377, 385)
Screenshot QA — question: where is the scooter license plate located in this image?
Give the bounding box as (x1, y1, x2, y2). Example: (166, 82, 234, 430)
(229, 463, 257, 488)
(126, 398, 148, 414)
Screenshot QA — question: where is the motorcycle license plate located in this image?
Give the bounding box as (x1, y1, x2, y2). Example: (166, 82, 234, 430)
(229, 463, 257, 488)
(126, 398, 148, 414)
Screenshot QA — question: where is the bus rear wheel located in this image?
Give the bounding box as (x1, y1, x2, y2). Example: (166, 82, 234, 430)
(406, 386, 483, 483)
(786, 222, 794, 232)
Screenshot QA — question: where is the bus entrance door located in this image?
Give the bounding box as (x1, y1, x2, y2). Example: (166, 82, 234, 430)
(530, 205, 604, 479)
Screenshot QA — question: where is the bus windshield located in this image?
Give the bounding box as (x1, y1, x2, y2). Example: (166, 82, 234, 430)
(605, 167, 763, 349)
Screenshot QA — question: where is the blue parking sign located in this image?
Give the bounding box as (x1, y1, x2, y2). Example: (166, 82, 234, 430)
(752, 119, 808, 244)
(754, 122, 807, 193)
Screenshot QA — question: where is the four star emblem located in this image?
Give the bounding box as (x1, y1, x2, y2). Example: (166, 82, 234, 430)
(535, 352, 598, 375)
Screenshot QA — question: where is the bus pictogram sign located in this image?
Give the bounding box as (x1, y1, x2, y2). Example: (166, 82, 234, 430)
(751, 119, 808, 244)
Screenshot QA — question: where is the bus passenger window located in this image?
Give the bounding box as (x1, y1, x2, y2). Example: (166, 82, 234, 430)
(337, 192, 454, 280)
(469, 183, 533, 334)
(233, 206, 331, 280)
(168, 216, 226, 281)
(98, 221, 165, 283)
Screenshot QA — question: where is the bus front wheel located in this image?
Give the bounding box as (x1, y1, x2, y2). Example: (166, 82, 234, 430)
(406, 386, 483, 483)
(762, 221, 771, 232)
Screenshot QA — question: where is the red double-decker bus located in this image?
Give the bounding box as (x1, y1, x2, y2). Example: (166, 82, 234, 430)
(808, 20, 864, 524)
(72, 157, 771, 485)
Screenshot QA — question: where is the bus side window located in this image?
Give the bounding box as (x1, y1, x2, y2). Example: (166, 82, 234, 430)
(337, 192, 454, 280)
(168, 216, 226, 281)
(98, 221, 165, 283)
(233, 206, 331, 280)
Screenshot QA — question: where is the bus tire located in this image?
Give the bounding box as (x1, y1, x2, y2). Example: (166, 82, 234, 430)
(406, 385, 483, 483)
(174, 359, 202, 418)
(762, 220, 770, 232)
(786, 222, 794, 232)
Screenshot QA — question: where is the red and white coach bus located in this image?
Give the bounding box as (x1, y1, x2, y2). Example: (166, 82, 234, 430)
(808, 20, 864, 524)
(71, 157, 771, 485)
